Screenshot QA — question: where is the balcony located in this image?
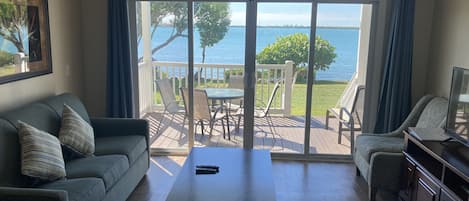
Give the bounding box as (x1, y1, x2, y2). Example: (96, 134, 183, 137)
(138, 61, 360, 155)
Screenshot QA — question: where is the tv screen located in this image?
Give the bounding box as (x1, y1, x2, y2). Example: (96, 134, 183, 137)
(446, 67, 469, 146)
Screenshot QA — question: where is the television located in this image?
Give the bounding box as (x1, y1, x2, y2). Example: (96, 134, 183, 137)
(445, 66, 469, 146)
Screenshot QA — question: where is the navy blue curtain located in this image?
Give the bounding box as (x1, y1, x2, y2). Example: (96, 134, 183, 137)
(374, 0, 416, 133)
(107, 0, 134, 118)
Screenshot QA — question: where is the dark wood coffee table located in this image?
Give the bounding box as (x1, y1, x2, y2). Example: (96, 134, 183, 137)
(165, 148, 276, 201)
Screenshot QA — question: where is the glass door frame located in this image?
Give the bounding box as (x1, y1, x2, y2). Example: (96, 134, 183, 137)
(128, 0, 380, 160)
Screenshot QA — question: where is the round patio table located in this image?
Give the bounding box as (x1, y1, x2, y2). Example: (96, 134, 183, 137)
(204, 88, 244, 140)
(205, 88, 244, 100)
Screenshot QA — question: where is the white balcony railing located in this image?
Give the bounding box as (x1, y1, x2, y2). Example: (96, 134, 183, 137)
(138, 61, 295, 117)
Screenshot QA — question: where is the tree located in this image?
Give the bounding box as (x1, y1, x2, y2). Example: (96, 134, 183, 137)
(136, 2, 188, 60)
(137, 2, 230, 62)
(0, 4, 31, 53)
(194, 3, 230, 63)
(256, 33, 337, 82)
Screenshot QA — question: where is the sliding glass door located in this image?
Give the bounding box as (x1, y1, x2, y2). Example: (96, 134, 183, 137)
(191, 2, 247, 148)
(133, 1, 190, 152)
(253, 2, 312, 154)
(130, 0, 376, 158)
(309, 3, 372, 155)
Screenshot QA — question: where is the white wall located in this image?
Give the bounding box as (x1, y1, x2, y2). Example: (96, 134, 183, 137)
(425, 0, 469, 97)
(81, 0, 108, 116)
(0, 0, 84, 111)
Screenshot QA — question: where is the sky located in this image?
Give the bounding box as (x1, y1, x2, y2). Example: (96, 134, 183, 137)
(229, 3, 362, 27)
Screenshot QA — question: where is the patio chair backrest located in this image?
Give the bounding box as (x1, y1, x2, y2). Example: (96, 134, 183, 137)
(228, 75, 244, 89)
(351, 85, 365, 126)
(180, 88, 212, 121)
(263, 81, 282, 116)
(156, 79, 179, 113)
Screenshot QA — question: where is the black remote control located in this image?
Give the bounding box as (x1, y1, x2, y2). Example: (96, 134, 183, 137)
(196, 168, 218, 174)
(196, 165, 219, 170)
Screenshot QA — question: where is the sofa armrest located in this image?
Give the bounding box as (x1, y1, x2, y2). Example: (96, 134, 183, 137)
(90, 118, 149, 146)
(368, 152, 404, 192)
(0, 187, 68, 201)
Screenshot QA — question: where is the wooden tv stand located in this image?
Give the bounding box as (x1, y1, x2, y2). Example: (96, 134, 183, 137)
(400, 128, 469, 201)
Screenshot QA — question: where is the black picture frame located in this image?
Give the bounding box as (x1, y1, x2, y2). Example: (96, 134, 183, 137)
(0, 0, 52, 84)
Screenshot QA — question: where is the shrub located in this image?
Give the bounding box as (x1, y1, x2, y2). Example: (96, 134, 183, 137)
(0, 51, 14, 67)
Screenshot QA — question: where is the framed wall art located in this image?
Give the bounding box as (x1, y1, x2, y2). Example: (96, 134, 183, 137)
(0, 0, 51, 84)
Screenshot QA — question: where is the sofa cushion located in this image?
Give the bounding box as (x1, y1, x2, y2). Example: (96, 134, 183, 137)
(59, 105, 95, 157)
(41, 93, 90, 123)
(95, 135, 146, 165)
(1, 103, 61, 136)
(416, 97, 448, 128)
(18, 121, 66, 182)
(40, 178, 105, 201)
(65, 155, 129, 190)
(0, 119, 22, 187)
(355, 135, 404, 162)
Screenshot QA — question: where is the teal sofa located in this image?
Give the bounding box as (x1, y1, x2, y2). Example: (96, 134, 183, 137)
(353, 95, 448, 201)
(0, 93, 149, 201)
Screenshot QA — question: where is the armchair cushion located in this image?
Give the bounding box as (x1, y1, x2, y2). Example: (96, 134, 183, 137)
(40, 178, 105, 201)
(355, 135, 404, 161)
(416, 97, 448, 128)
(95, 135, 147, 165)
(65, 155, 129, 190)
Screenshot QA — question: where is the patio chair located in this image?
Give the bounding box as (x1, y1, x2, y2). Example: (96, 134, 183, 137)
(228, 75, 244, 112)
(325, 85, 365, 151)
(180, 88, 226, 137)
(155, 79, 185, 135)
(228, 75, 244, 89)
(235, 81, 282, 143)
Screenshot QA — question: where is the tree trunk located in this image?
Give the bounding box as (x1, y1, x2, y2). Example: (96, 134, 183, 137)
(151, 33, 182, 55)
(137, 33, 185, 62)
(12, 41, 24, 53)
(0, 32, 25, 53)
(195, 46, 206, 79)
(202, 46, 206, 64)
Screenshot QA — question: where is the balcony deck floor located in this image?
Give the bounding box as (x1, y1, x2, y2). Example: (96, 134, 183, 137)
(144, 111, 358, 155)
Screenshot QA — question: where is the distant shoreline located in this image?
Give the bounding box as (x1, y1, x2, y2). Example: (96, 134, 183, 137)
(232, 25, 359, 30)
(158, 24, 359, 30)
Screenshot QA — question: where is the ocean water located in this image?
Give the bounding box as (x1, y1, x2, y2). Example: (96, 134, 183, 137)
(141, 26, 359, 81)
(0, 26, 359, 81)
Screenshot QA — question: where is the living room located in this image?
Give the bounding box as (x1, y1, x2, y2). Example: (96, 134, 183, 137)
(0, 0, 467, 201)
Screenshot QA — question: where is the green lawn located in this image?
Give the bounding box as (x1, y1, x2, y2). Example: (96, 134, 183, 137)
(153, 80, 347, 117)
(0, 65, 16, 77)
(243, 81, 347, 116)
(293, 81, 347, 116)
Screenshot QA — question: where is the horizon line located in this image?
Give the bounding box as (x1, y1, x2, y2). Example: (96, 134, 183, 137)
(158, 24, 359, 29)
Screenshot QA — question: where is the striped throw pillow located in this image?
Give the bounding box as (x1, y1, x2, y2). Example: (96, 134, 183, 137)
(17, 121, 66, 181)
(59, 104, 95, 157)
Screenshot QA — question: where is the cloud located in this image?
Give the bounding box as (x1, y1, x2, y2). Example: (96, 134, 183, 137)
(230, 12, 246, 26)
(317, 12, 361, 27)
(230, 10, 360, 27)
(231, 12, 311, 26)
(258, 13, 311, 26)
